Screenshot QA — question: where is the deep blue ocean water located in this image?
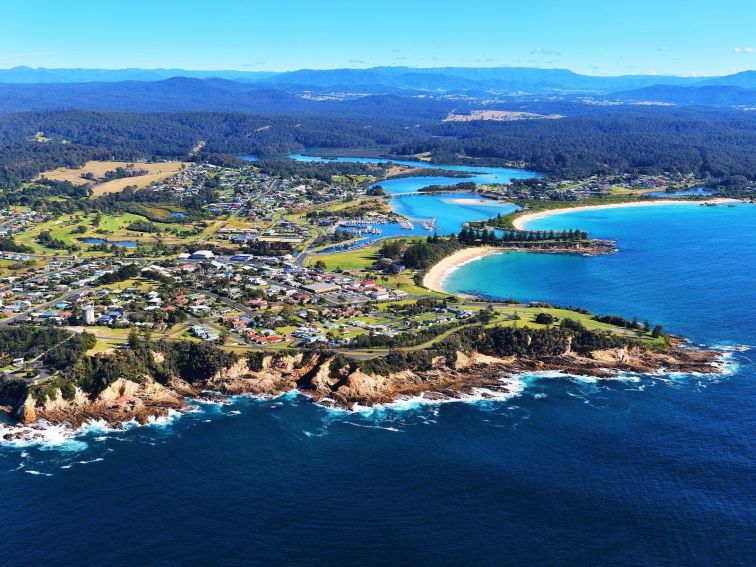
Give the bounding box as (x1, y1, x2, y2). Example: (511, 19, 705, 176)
(3, 197, 756, 563)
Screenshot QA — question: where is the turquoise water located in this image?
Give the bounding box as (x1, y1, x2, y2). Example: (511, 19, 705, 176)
(315, 222, 431, 253)
(287, 153, 541, 184)
(284, 153, 541, 194)
(376, 174, 480, 194)
(444, 202, 756, 343)
(285, 153, 529, 236)
(645, 186, 716, 197)
(317, 203, 514, 253)
(4, 183, 756, 564)
(81, 237, 138, 247)
(390, 192, 518, 235)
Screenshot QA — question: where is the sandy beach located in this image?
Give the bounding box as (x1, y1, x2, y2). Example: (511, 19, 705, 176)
(422, 246, 498, 293)
(512, 198, 738, 230)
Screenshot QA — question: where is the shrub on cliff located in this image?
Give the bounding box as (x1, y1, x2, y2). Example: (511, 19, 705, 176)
(247, 352, 266, 372)
(162, 341, 238, 383)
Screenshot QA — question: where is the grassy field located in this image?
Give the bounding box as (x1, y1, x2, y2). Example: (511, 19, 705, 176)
(13, 210, 203, 254)
(307, 246, 378, 271)
(487, 305, 665, 346)
(607, 185, 654, 196)
(300, 196, 389, 215)
(384, 273, 445, 296)
(37, 160, 187, 196)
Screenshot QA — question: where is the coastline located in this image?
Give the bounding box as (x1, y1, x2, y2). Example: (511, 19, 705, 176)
(422, 241, 616, 294)
(422, 246, 497, 294)
(512, 198, 738, 230)
(2, 340, 723, 446)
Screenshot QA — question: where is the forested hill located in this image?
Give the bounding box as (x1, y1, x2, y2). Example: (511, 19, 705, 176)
(1, 105, 755, 187)
(1, 76, 755, 115)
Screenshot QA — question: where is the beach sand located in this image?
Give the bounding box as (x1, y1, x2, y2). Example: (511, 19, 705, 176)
(422, 246, 498, 294)
(512, 198, 737, 230)
(423, 199, 740, 294)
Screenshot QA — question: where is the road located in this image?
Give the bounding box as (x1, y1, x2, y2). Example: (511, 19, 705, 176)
(0, 287, 93, 326)
(294, 225, 325, 267)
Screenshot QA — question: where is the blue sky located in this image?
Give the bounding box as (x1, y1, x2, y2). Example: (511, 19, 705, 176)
(2, 0, 754, 76)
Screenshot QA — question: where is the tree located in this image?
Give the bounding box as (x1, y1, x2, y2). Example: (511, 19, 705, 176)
(535, 312, 556, 325)
(313, 260, 327, 271)
(128, 327, 140, 350)
(652, 325, 664, 338)
(142, 327, 153, 346)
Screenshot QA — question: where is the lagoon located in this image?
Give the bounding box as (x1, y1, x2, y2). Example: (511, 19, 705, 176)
(286, 153, 542, 186)
(390, 192, 518, 235)
(285, 153, 534, 235)
(645, 186, 716, 198)
(81, 237, 138, 248)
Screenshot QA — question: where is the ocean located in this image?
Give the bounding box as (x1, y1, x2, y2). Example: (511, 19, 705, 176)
(3, 198, 756, 565)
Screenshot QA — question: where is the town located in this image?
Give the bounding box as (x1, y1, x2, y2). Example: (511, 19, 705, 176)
(0, 153, 730, 386)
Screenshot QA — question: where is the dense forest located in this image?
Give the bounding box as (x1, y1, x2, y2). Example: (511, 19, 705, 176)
(1, 103, 756, 188)
(0, 327, 241, 404)
(407, 107, 756, 178)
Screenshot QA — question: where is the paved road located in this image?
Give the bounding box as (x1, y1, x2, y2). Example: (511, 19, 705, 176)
(294, 226, 325, 267)
(0, 287, 93, 326)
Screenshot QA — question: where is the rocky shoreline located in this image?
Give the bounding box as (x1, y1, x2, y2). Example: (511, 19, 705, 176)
(2, 341, 722, 442)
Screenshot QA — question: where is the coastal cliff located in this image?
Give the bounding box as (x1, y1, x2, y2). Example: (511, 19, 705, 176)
(5, 339, 720, 438)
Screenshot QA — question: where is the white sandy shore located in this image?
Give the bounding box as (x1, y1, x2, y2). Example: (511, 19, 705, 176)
(512, 198, 738, 230)
(423, 198, 741, 294)
(422, 246, 498, 294)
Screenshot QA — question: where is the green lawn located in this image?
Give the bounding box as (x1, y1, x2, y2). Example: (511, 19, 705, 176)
(307, 247, 378, 271)
(14, 211, 218, 255)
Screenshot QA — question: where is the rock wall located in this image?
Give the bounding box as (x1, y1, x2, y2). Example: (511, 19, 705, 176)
(14, 343, 720, 426)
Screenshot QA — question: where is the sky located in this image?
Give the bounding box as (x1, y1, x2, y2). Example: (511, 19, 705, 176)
(2, 0, 755, 76)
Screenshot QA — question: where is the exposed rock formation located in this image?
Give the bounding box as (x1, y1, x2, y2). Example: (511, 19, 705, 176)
(11, 342, 720, 431)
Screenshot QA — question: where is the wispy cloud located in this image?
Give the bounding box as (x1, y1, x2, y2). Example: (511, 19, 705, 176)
(530, 48, 562, 56)
(656, 45, 670, 52)
(348, 59, 367, 64)
(733, 46, 755, 53)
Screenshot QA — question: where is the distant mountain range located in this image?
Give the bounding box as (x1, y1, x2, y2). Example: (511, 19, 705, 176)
(0, 66, 753, 112)
(2, 65, 755, 94)
(0, 66, 277, 83)
(610, 84, 756, 106)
